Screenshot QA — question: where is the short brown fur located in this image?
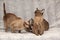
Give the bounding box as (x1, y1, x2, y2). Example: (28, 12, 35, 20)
(3, 3, 21, 32)
(10, 18, 26, 33)
(32, 8, 49, 35)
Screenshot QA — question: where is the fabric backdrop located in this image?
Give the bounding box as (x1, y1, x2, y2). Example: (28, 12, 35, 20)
(0, 0, 60, 29)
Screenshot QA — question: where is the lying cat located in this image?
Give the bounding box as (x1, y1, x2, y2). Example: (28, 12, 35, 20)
(25, 18, 34, 32)
(26, 18, 49, 33)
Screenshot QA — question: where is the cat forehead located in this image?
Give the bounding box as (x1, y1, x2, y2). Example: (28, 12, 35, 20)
(35, 8, 42, 13)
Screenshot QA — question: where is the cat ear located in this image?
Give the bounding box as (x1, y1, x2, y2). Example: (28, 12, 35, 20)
(35, 8, 39, 13)
(41, 9, 45, 13)
(36, 8, 39, 10)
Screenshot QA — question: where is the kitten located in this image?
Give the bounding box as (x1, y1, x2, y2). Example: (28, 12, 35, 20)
(10, 18, 24, 33)
(3, 3, 19, 32)
(10, 17, 30, 33)
(26, 18, 49, 33)
(43, 19, 49, 31)
(32, 8, 49, 35)
(25, 18, 34, 32)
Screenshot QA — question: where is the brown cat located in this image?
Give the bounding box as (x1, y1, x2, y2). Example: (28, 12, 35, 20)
(10, 17, 25, 33)
(32, 8, 49, 35)
(33, 8, 44, 35)
(3, 3, 19, 32)
(43, 19, 49, 31)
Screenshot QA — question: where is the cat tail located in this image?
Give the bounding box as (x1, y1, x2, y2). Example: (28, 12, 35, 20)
(3, 2, 6, 16)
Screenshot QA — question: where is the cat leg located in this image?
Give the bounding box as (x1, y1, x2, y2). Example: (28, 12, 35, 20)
(4, 22, 8, 32)
(11, 27, 15, 33)
(39, 23, 44, 35)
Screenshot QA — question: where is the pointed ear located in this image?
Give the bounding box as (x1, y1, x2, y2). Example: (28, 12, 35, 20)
(36, 8, 38, 10)
(41, 9, 45, 13)
(41, 9, 45, 11)
(35, 8, 39, 13)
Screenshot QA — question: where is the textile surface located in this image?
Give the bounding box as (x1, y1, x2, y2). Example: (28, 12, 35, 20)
(0, 0, 60, 40)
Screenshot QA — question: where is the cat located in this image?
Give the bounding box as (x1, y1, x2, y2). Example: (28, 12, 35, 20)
(32, 8, 49, 35)
(43, 19, 49, 31)
(10, 17, 25, 33)
(25, 18, 34, 32)
(3, 3, 19, 32)
(26, 18, 49, 33)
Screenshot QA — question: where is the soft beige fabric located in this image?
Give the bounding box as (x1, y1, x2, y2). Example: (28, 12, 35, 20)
(0, 0, 60, 40)
(0, 0, 60, 29)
